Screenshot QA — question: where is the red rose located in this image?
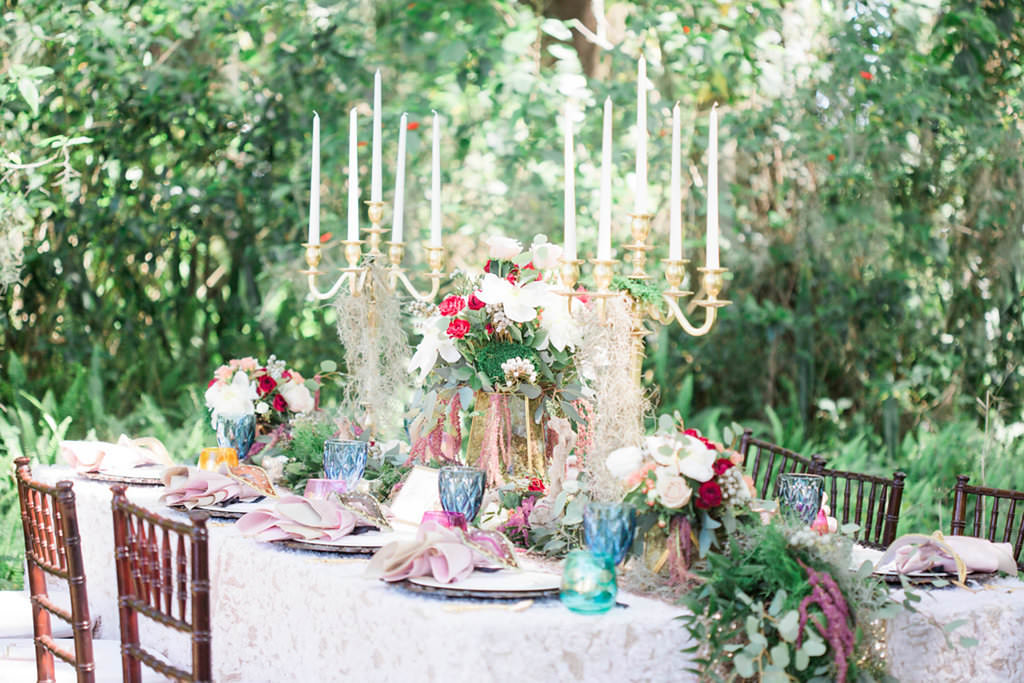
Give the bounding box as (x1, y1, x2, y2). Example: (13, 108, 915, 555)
(272, 394, 287, 412)
(207, 378, 217, 388)
(528, 478, 545, 492)
(483, 261, 491, 273)
(683, 428, 717, 450)
(506, 272, 517, 284)
(281, 370, 292, 380)
(446, 319, 471, 339)
(485, 323, 494, 335)
(257, 375, 277, 396)
(695, 481, 723, 509)
(439, 295, 466, 317)
(468, 293, 486, 310)
(712, 458, 734, 475)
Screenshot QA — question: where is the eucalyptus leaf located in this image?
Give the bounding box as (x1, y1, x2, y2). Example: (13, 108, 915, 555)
(777, 610, 800, 642)
(769, 642, 790, 669)
(733, 653, 754, 678)
(768, 589, 786, 617)
(519, 382, 542, 399)
(795, 646, 810, 671)
(563, 496, 585, 525)
(802, 638, 827, 657)
(320, 360, 338, 373)
(763, 668, 790, 683)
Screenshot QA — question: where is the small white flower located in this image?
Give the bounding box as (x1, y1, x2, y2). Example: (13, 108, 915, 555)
(487, 235, 522, 260)
(476, 273, 549, 323)
(501, 357, 538, 386)
(255, 401, 271, 415)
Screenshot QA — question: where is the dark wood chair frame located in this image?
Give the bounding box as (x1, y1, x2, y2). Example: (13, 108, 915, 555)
(950, 475, 1024, 570)
(738, 430, 906, 549)
(818, 466, 906, 550)
(14, 456, 96, 683)
(738, 429, 825, 499)
(111, 484, 212, 683)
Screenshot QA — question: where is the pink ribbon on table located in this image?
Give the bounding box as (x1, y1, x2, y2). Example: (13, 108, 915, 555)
(236, 495, 359, 543)
(366, 520, 518, 585)
(61, 435, 173, 473)
(158, 466, 264, 509)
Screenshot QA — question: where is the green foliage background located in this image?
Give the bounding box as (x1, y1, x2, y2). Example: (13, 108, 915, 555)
(2, 0, 1023, 586)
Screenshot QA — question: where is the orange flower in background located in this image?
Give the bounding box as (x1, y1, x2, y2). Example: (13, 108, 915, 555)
(407, 121, 420, 131)
(319, 232, 332, 244)
(859, 70, 873, 81)
(827, 153, 836, 162)
(357, 141, 368, 147)
(683, 25, 691, 34)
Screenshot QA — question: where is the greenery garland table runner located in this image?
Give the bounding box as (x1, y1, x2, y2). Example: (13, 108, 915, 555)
(33, 466, 693, 682)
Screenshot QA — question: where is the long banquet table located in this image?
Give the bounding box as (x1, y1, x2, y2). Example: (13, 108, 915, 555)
(33, 466, 1024, 682)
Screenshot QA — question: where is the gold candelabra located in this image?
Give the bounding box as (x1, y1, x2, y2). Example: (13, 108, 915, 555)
(559, 214, 730, 386)
(301, 201, 445, 301)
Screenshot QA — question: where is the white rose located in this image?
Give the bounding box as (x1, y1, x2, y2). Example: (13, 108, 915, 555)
(487, 235, 522, 260)
(677, 449, 717, 483)
(530, 239, 563, 269)
(606, 446, 645, 480)
(205, 371, 257, 418)
(655, 469, 692, 509)
(279, 381, 315, 414)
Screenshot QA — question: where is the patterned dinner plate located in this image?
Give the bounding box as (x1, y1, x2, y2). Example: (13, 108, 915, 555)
(399, 570, 562, 600)
(167, 499, 270, 520)
(79, 464, 165, 486)
(277, 529, 401, 556)
(871, 569, 968, 585)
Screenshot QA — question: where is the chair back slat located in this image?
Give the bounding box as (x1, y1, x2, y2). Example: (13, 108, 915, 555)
(819, 466, 907, 550)
(949, 476, 1024, 570)
(111, 484, 212, 683)
(738, 430, 823, 501)
(14, 457, 96, 683)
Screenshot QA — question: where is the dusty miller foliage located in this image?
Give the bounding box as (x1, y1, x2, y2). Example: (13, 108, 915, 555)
(333, 260, 409, 439)
(577, 295, 648, 503)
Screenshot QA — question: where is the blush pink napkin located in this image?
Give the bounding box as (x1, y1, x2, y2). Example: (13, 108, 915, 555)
(366, 520, 506, 585)
(61, 435, 173, 473)
(236, 495, 358, 542)
(159, 467, 263, 509)
(876, 532, 1018, 579)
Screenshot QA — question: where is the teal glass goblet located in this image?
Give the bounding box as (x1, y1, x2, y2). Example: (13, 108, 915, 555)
(560, 550, 617, 614)
(323, 439, 369, 493)
(583, 502, 637, 565)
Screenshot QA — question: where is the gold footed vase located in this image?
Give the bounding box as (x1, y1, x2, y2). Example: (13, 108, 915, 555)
(464, 390, 548, 485)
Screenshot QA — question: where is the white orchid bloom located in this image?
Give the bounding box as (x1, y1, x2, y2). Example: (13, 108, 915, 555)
(407, 316, 462, 382)
(644, 434, 679, 467)
(536, 291, 581, 352)
(476, 273, 549, 323)
(487, 236, 522, 260)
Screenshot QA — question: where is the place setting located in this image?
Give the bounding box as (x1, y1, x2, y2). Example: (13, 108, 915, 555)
(61, 435, 174, 485)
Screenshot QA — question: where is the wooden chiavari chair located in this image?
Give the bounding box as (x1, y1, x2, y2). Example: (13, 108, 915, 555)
(817, 466, 906, 550)
(14, 457, 97, 683)
(737, 429, 826, 499)
(111, 484, 212, 683)
(950, 475, 1024, 570)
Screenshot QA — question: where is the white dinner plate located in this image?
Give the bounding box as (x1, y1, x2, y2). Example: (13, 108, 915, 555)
(80, 463, 166, 485)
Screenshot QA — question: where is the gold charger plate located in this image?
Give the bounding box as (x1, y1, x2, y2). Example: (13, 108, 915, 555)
(397, 570, 561, 600)
(79, 466, 165, 486)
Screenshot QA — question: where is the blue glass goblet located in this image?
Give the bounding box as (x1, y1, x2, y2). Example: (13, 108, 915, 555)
(560, 550, 617, 614)
(323, 439, 369, 493)
(583, 502, 637, 566)
(438, 466, 486, 524)
(215, 413, 256, 461)
(777, 473, 824, 526)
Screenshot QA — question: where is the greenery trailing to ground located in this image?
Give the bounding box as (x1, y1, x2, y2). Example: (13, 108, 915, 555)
(2, 0, 1022, 589)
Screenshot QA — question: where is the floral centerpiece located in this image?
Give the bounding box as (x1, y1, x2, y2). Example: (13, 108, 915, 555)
(606, 415, 755, 582)
(407, 235, 588, 485)
(204, 356, 319, 458)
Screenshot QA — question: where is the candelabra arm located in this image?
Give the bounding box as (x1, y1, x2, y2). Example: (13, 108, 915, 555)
(307, 271, 356, 301)
(659, 294, 720, 336)
(393, 269, 443, 302)
(657, 266, 731, 336)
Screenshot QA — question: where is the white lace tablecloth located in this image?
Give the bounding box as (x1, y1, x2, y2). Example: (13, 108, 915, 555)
(35, 467, 695, 682)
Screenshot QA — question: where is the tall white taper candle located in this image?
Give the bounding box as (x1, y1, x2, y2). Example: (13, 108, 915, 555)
(308, 111, 320, 245)
(563, 103, 577, 261)
(347, 107, 359, 242)
(598, 97, 613, 261)
(371, 69, 383, 203)
(669, 103, 682, 260)
(392, 113, 407, 243)
(706, 103, 719, 269)
(634, 55, 648, 215)
(429, 110, 442, 247)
